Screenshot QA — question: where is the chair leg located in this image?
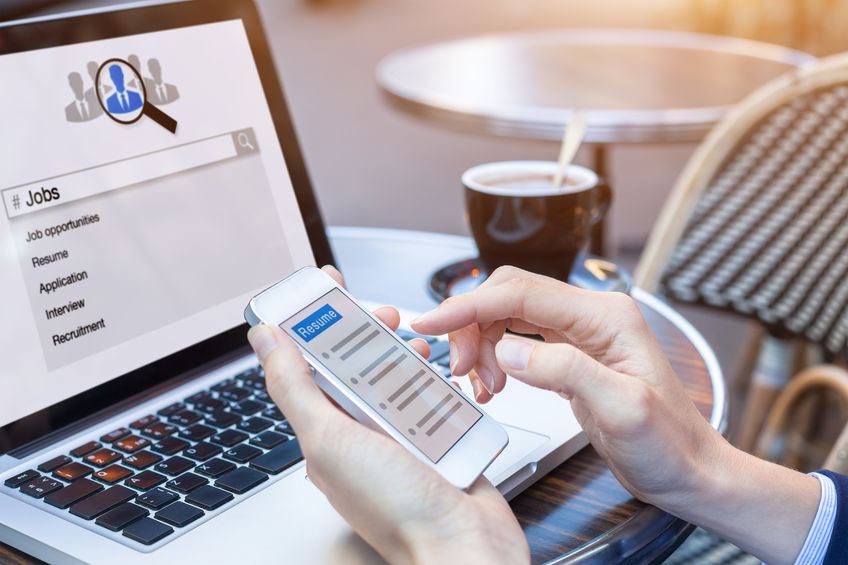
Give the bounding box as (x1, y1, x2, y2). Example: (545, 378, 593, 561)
(734, 335, 798, 452)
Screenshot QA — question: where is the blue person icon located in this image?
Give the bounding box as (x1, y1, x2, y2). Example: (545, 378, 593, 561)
(105, 64, 143, 114)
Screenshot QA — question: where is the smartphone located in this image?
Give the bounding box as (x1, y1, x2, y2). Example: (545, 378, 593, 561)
(244, 266, 508, 489)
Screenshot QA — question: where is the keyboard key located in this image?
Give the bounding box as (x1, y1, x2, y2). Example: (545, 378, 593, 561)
(154, 457, 194, 477)
(250, 431, 288, 450)
(223, 444, 262, 464)
(122, 517, 173, 545)
(185, 390, 213, 404)
(184, 485, 233, 510)
(96, 502, 148, 531)
(123, 450, 162, 470)
(92, 465, 134, 484)
(53, 462, 94, 482)
(253, 390, 272, 402)
(44, 478, 103, 509)
(141, 422, 178, 439)
(155, 501, 204, 527)
(69, 485, 136, 519)
(84, 449, 123, 467)
(211, 379, 236, 392)
(231, 400, 265, 415)
(126, 470, 167, 491)
(237, 417, 272, 434)
(396, 328, 439, 343)
(70, 441, 102, 457)
(183, 442, 222, 462)
(169, 410, 202, 427)
(241, 374, 266, 390)
(38, 455, 71, 472)
(209, 429, 249, 447)
(205, 411, 240, 428)
(250, 440, 303, 475)
(274, 421, 296, 436)
(165, 472, 208, 494)
(261, 406, 285, 421)
(219, 386, 251, 402)
(215, 466, 268, 495)
(151, 437, 190, 456)
(194, 458, 235, 478)
(179, 424, 215, 442)
(135, 487, 179, 510)
(20, 476, 64, 498)
(193, 398, 227, 414)
(100, 427, 131, 443)
(114, 435, 151, 453)
(129, 415, 157, 429)
(157, 402, 185, 417)
(4, 469, 39, 488)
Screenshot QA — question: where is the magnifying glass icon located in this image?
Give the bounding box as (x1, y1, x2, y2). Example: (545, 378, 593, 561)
(237, 132, 255, 150)
(95, 58, 178, 133)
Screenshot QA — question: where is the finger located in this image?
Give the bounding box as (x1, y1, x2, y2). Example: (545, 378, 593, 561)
(372, 305, 400, 331)
(469, 323, 506, 395)
(468, 369, 493, 403)
(494, 338, 622, 413)
(248, 325, 343, 435)
(407, 338, 430, 360)
(413, 277, 635, 349)
(448, 324, 480, 376)
(321, 264, 345, 288)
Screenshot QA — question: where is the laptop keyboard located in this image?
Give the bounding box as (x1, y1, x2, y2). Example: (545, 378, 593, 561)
(3, 329, 450, 550)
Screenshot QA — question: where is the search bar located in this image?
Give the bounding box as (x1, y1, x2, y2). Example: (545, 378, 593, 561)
(2, 128, 259, 220)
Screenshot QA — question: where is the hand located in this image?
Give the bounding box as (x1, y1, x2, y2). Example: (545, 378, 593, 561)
(410, 266, 820, 564)
(247, 266, 528, 565)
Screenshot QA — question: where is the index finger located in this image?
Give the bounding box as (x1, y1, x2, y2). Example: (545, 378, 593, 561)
(411, 276, 605, 339)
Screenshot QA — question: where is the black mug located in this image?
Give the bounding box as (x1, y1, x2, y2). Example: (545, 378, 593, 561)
(463, 161, 611, 281)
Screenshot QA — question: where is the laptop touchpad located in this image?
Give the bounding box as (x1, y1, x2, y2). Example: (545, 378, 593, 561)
(484, 423, 548, 486)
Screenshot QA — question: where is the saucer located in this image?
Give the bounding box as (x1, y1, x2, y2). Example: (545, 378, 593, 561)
(428, 253, 633, 301)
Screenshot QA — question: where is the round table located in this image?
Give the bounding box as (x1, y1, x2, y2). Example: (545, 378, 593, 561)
(376, 28, 815, 256)
(376, 28, 815, 144)
(329, 226, 726, 564)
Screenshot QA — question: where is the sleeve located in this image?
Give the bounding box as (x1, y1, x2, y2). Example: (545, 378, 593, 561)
(792, 472, 837, 565)
(815, 471, 848, 565)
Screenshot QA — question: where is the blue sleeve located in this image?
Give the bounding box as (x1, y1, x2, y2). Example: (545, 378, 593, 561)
(819, 470, 848, 565)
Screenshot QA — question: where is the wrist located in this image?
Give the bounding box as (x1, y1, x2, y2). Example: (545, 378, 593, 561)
(397, 510, 529, 565)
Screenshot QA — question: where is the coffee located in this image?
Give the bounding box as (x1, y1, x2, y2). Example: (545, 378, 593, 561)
(463, 161, 610, 281)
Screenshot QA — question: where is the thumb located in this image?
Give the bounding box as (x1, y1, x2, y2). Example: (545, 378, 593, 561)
(494, 338, 621, 410)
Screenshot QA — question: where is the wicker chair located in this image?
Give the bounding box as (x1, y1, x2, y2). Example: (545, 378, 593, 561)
(635, 52, 848, 454)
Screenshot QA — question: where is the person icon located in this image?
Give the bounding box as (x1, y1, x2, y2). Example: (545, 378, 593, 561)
(146, 58, 179, 105)
(105, 64, 143, 114)
(65, 71, 102, 122)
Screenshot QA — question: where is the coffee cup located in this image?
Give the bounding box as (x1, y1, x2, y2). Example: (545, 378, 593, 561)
(462, 160, 610, 281)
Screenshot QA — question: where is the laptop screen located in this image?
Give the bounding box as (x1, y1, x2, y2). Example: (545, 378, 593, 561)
(0, 4, 330, 449)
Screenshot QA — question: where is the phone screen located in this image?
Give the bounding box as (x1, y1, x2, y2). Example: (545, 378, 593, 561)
(283, 288, 482, 463)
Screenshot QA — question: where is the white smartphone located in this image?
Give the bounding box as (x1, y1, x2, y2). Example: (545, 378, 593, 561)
(244, 266, 508, 489)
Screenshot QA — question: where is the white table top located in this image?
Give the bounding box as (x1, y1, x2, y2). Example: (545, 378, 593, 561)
(377, 28, 815, 143)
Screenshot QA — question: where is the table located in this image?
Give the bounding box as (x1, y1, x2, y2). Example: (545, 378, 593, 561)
(0, 227, 726, 565)
(330, 226, 726, 564)
(376, 29, 815, 252)
(376, 28, 814, 144)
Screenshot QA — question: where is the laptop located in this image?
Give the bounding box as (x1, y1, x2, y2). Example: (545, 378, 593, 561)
(0, 1, 587, 562)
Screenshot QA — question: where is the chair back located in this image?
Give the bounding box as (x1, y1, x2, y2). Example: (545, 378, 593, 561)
(636, 53, 848, 358)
